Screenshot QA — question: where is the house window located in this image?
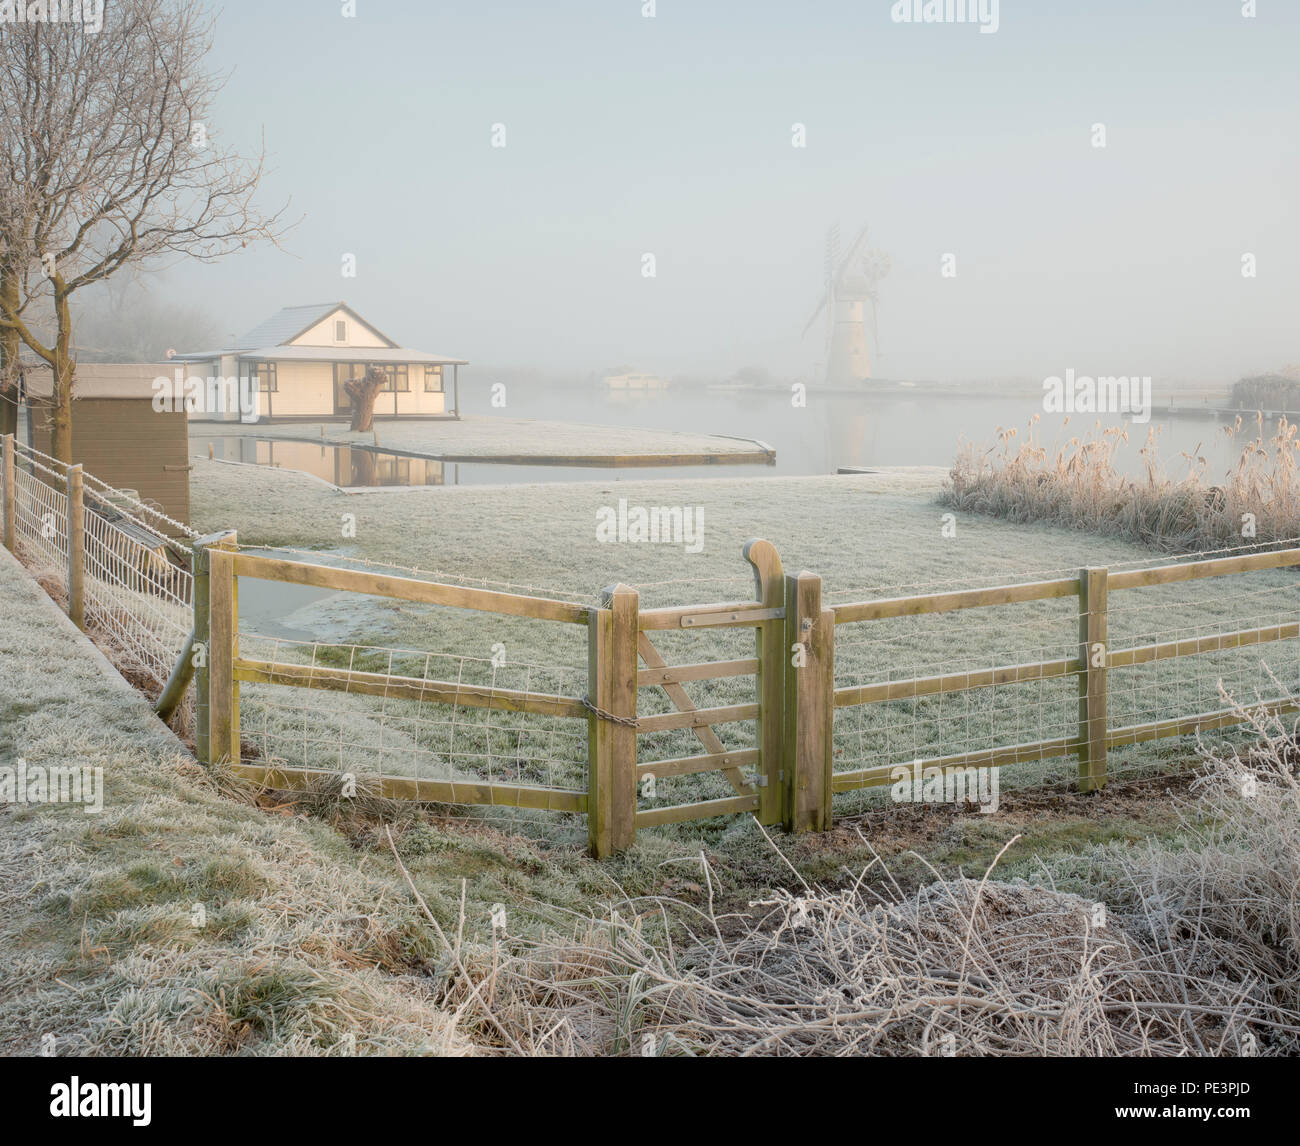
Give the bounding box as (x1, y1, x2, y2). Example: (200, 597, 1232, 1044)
(239, 361, 277, 392)
(372, 364, 408, 392)
(334, 319, 347, 342)
(424, 366, 443, 393)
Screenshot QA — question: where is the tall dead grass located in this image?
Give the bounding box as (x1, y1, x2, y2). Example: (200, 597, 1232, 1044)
(406, 711, 1300, 1056)
(942, 413, 1300, 553)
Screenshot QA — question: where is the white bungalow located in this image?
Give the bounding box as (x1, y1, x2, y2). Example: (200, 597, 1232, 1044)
(174, 302, 467, 422)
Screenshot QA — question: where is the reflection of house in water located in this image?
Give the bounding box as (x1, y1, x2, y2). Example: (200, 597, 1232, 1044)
(208, 437, 446, 488)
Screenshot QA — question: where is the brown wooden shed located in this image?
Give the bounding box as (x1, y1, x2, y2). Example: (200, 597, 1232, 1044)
(22, 363, 191, 533)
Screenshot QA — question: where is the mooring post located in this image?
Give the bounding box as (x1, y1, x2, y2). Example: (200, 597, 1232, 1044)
(65, 463, 85, 630)
(193, 530, 237, 765)
(783, 569, 834, 833)
(743, 538, 785, 825)
(2, 434, 14, 551)
(1077, 566, 1109, 792)
(587, 582, 638, 857)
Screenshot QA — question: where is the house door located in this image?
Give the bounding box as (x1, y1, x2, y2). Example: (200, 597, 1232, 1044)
(333, 366, 354, 415)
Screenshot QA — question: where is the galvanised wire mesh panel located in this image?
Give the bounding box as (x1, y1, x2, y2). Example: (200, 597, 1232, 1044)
(831, 556, 1300, 806)
(81, 496, 193, 687)
(5, 442, 194, 690)
(11, 463, 69, 580)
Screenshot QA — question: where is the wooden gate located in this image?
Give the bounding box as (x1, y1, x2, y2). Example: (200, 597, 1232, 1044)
(585, 539, 789, 856)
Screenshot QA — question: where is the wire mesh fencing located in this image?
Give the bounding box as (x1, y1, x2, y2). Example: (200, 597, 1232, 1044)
(2, 436, 195, 693)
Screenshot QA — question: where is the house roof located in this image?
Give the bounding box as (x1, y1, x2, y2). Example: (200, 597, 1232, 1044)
(228, 347, 467, 366)
(172, 302, 465, 364)
(231, 301, 399, 349)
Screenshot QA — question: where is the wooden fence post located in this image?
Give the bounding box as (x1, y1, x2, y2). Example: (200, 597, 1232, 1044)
(743, 538, 785, 825)
(65, 463, 85, 629)
(587, 582, 638, 858)
(194, 531, 238, 765)
(1078, 566, 1108, 792)
(2, 434, 14, 551)
(783, 570, 834, 833)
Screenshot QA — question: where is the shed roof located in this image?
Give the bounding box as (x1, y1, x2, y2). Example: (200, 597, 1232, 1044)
(22, 363, 172, 401)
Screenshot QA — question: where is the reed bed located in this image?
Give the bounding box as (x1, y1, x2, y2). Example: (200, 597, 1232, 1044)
(942, 413, 1300, 553)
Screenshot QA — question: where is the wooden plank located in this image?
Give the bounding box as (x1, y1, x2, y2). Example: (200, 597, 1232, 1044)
(586, 604, 615, 857)
(783, 570, 833, 832)
(637, 748, 760, 780)
(636, 631, 752, 796)
(208, 546, 239, 765)
(1107, 622, 1300, 668)
(634, 702, 760, 734)
(1109, 547, 1300, 590)
(638, 600, 775, 631)
(232, 658, 586, 718)
(231, 551, 590, 625)
(1107, 698, 1300, 747)
(832, 577, 1079, 624)
(65, 464, 85, 630)
(745, 537, 786, 825)
(608, 584, 639, 853)
(680, 606, 784, 628)
(636, 657, 758, 685)
(835, 656, 1081, 707)
(227, 763, 587, 812)
(191, 531, 236, 765)
(2, 435, 14, 551)
(1078, 567, 1108, 793)
(635, 794, 760, 828)
(832, 735, 1079, 792)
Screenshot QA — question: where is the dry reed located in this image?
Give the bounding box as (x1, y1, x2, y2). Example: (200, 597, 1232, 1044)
(942, 413, 1300, 553)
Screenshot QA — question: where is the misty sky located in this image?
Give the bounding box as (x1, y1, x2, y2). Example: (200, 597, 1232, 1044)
(159, 0, 1299, 384)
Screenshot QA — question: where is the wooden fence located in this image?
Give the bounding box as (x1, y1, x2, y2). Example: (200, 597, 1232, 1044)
(5, 431, 1298, 859)
(183, 531, 1300, 857)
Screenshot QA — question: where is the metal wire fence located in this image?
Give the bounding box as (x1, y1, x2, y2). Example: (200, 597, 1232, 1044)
(2, 436, 194, 691)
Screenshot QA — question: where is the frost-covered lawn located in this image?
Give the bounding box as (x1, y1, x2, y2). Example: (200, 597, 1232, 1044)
(196, 414, 768, 459)
(191, 459, 1299, 807)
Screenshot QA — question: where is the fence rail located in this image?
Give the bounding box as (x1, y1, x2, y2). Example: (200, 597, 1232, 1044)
(4, 432, 1299, 857)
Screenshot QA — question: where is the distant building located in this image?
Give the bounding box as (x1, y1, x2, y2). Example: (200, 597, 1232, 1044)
(21, 363, 191, 531)
(602, 370, 671, 391)
(173, 301, 467, 422)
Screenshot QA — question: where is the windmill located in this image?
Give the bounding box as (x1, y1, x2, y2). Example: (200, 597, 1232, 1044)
(802, 223, 890, 386)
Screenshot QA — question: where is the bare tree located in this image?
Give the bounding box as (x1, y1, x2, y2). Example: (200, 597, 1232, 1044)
(0, 0, 290, 459)
(345, 366, 388, 433)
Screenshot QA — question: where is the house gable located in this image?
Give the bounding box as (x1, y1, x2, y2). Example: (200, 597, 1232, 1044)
(287, 304, 397, 350)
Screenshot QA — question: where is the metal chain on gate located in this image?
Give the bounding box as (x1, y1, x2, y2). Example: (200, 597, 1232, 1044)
(580, 695, 640, 727)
